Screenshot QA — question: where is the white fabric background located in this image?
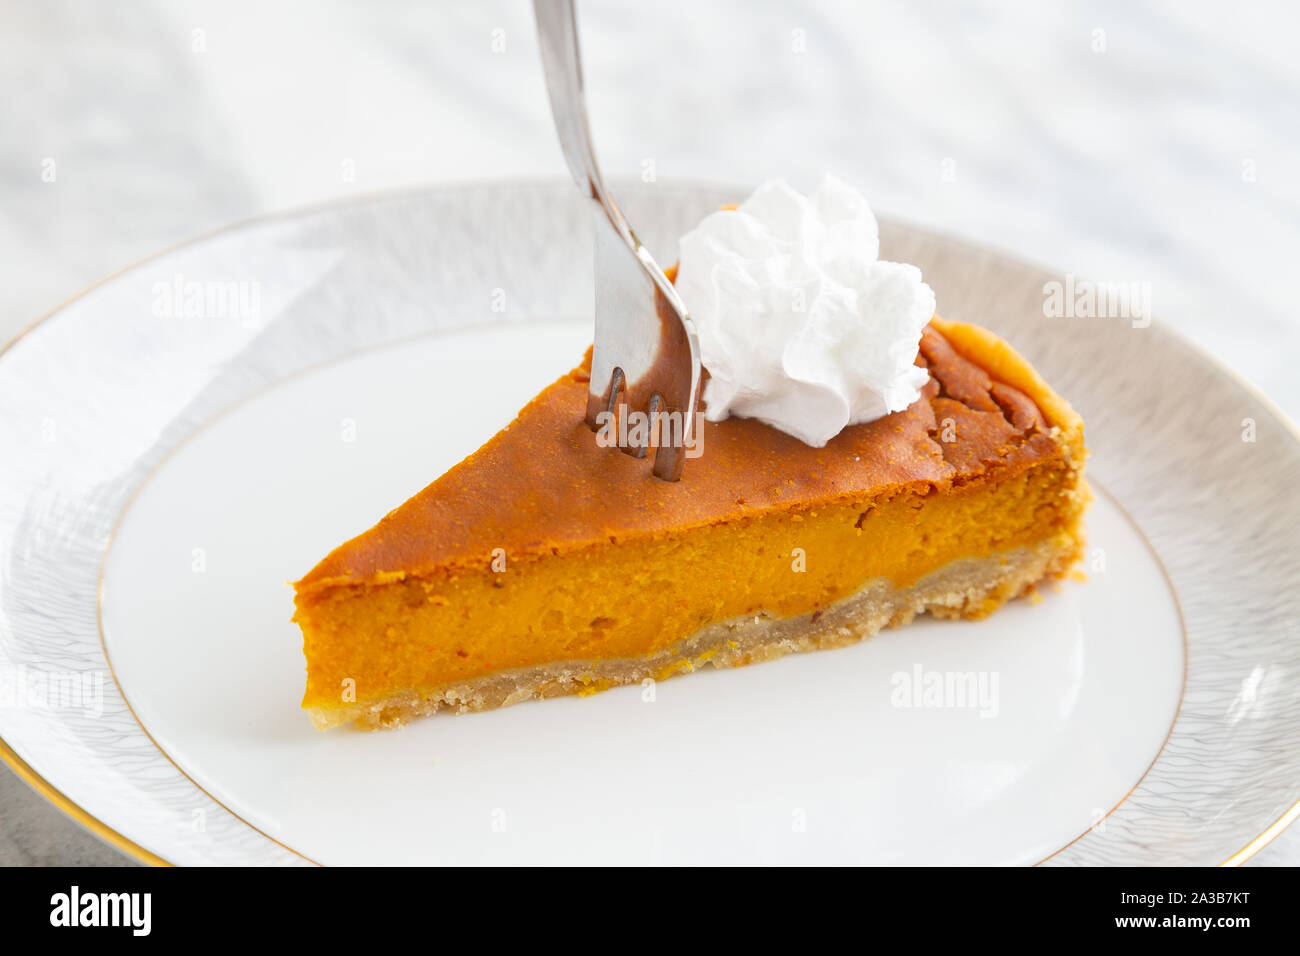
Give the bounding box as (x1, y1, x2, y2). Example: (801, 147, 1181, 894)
(1, 0, 1295, 865)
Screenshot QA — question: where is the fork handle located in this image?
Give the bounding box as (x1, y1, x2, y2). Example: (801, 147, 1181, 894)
(534, 0, 694, 327)
(534, 1, 642, 257)
(534, 1, 599, 197)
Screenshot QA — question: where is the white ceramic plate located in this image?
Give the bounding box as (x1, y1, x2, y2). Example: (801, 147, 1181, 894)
(1, 183, 1296, 865)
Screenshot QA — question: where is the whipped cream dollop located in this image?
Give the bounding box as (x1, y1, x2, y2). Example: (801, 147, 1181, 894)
(674, 176, 935, 447)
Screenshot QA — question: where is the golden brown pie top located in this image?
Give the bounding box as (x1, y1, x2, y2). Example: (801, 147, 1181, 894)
(297, 318, 1079, 593)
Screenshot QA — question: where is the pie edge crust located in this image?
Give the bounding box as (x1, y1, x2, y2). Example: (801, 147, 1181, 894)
(310, 529, 1084, 731)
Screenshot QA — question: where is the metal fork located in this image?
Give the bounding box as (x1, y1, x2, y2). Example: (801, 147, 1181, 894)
(534, 0, 702, 481)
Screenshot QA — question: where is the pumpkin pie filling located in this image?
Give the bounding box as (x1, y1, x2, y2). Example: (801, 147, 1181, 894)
(292, 316, 1088, 730)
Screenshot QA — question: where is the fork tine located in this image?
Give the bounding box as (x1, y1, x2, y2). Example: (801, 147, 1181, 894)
(585, 365, 623, 431)
(653, 442, 685, 482)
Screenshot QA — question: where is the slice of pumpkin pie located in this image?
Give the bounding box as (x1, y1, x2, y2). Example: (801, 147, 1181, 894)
(291, 179, 1087, 730)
